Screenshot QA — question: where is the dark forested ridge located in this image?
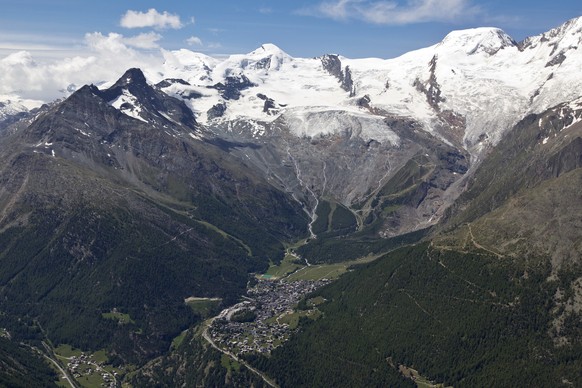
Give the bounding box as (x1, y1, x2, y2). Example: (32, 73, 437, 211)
(0, 337, 58, 387)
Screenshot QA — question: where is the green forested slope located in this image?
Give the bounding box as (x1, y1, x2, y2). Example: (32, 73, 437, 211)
(250, 243, 582, 387)
(0, 338, 57, 388)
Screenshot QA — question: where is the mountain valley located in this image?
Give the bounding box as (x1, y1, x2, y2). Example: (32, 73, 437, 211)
(1, 15, 582, 387)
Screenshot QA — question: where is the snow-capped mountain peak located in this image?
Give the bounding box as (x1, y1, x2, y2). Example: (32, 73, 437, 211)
(147, 17, 582, 158)
(100, 68, 151, 123)
(520, 16, 582, 52)
(248, 43, 289, 58)
(6, 17, 582, 164)
(215, 43, 292, 77)
(540, 15, 582, 42)
(162, 49, 218, 83)
(110, 68, 148, 89)
(437, 27, 516, 55)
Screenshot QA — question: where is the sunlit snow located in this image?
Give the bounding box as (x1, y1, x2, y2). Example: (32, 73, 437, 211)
(108, 89, 148, 123)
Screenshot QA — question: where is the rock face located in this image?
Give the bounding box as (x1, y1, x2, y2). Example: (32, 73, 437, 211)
(212, 74, 256, 100)
(321, 54, 355, 96)
(4, 18, 582, 240)
(440, 96, 582, 270)
(207, 102, 227, 120)
(204, 111, 468, 238)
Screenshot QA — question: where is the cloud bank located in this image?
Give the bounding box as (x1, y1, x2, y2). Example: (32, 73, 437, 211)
(0, 8, 202, 103)
(0, 32, 164, 102)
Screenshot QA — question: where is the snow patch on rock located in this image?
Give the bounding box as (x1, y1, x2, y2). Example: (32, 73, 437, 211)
(109, 89, 148, 123)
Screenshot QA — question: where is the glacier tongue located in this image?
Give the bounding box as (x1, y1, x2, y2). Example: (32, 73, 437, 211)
(283, 108, 400, 145)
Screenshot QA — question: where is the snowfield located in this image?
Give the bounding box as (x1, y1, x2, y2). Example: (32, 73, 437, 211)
(155, 17, 582, 159)
(4, 17, 582, 160)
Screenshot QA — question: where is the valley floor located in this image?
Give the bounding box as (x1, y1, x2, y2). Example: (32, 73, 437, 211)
(206, 278, 329, 356)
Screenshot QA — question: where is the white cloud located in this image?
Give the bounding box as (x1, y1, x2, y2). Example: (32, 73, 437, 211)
(0, 50, 97, 100)
(0, 32, 165, 101)
(186, 36, 203, 46)
(0, 51, 36, 67)
(120, 9, 183, 29)
(305, 0, 481, 25)
(123, 32, 163, 49)
(85, 32, 162, 51)
(259, 7, 273, 14)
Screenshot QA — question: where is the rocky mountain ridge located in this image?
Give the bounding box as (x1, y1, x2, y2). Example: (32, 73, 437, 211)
(4, 17, 582, 238)
(153, 17, 582, 153)
(0, 68, 308, 363)
(99, 17, 582, 236)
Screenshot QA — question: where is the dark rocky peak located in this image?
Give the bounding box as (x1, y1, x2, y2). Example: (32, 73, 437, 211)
(156, 78, 191, 88)
(99, 68, 153, 103)
(111, 68, 148, 89)
(321, 54, 356, 96)
(43, 84, 109, 123)
(17, 83, 124, 147)
(321, 54, 342, 79)
(17, 69, 200, 167)
(66, 84, 102, 103)
(93, 68, 198, 129)
(212, 74, 256, 101)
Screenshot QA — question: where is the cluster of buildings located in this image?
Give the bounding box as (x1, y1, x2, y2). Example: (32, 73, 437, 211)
(66, 353, 117, 387)
(208, 279, 330, 355)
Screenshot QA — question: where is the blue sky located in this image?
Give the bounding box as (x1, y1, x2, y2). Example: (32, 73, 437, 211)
(1, 0, 581, 59)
